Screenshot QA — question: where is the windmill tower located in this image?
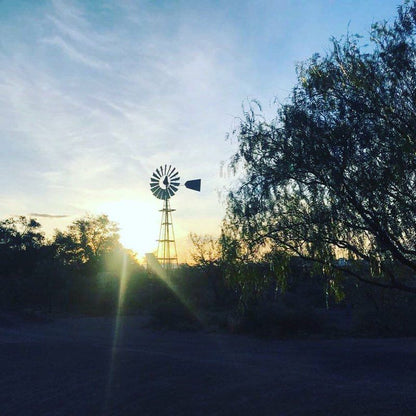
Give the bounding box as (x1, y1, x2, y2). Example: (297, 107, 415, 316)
(150, 165, 201, 269)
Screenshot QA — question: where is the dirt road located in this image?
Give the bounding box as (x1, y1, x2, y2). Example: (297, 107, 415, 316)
(1, 316, 415, 415)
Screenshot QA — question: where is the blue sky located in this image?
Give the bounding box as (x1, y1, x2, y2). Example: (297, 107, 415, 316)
(0, 0, 402, 259)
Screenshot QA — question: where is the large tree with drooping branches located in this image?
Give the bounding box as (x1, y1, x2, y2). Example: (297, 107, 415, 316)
(225, 1, 416, 293)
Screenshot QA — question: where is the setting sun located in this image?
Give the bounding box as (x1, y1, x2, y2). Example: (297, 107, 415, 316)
(97, 199, 160, 261)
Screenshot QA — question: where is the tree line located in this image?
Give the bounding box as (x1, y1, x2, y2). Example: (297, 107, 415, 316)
(0, 214, 141, 313)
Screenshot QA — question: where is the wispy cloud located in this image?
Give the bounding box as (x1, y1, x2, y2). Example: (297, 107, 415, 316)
(42, 36, 109, 69)
(46, 13, 107, 50)
(30, 213, 69, 218)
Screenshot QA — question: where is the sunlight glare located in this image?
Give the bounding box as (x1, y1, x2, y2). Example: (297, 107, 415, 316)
(97, 199, 160, 260)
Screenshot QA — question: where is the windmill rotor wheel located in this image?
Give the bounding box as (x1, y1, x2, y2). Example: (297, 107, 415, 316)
(150, 165, 180, 200)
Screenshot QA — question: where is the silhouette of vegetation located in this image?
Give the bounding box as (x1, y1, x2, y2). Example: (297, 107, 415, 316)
(189, 233, 232, 305)
(0, 213, 415, 337)
(0, 215, 234, 330)
(225, 1, 416, 294)
(0, 215, 129, 313)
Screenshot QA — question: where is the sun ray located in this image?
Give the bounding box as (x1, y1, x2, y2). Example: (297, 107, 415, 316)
(103, 250, 129, 412)
(145, 253, 205, 325)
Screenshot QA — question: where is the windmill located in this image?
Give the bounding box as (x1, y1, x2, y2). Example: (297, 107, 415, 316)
(150, 165, 201, 269)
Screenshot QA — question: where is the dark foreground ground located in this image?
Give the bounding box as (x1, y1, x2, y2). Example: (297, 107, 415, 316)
(0, 314, 415, 416)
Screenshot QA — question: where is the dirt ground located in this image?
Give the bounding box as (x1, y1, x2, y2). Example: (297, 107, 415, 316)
(0, 314, 415, 416)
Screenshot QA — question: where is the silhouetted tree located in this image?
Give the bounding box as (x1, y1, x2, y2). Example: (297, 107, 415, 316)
(0, 216, 44, 275)
(226, 2, 416, 293)
(189, 233, 227, 303)
(52, 214, 121, 267)
(0, 217, 47, 306)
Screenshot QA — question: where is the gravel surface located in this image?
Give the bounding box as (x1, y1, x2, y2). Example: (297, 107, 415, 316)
(1, 315, 415, 415)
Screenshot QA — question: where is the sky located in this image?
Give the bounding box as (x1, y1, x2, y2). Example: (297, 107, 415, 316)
(0, 0, 403, 261)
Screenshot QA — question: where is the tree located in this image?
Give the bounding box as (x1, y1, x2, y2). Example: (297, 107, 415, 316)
(189, 233, 225, 302)
(0, 216, 44, 275)
(189, 233, 222, 267)
(0, 216, 44, 251)
(225, 2, 416, 293)
(189, 232, 284, 307)
(52, 214, 121, 266)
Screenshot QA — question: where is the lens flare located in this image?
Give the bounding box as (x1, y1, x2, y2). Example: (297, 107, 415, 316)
(104, 251, 129, 412)
(145, 253, 204, 324)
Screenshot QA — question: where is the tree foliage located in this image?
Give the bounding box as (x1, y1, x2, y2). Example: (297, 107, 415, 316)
(0, 216, 45, 276)
(52, 214, 120, 266)
(189, 233, 221, 268)
(0, 216, 44, 251)
(225, 2, 416, 293)
(189, 231, 290, 308)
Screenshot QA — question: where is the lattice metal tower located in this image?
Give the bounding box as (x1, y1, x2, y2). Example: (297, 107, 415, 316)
(157, 197, 178, 269)
(150, 164, 201, 269)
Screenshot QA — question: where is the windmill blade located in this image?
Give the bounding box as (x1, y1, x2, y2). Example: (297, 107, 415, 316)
(168, 188, 176, 197)
(170, 167, 177, 178)
(150, 185, 160, 194)
(164, 164, 168, 175)
(160, 188, 169, 200)
(152, 172, 160, 180)
(170, 173, 180, 182)
(170, 184, 178, 193)
(166, 164, 173, 176)
(184, 179, 201, 192)
(170, 181, 180, 187)
(150, 177, 159, 184)
(156, 188, 165, 199)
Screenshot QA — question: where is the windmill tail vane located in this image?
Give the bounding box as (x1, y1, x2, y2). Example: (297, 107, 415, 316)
(149, 164, 201, 269)
(184, 179, 201, 192)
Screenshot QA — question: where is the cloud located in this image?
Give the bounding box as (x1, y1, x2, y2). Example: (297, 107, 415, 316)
(42, 36, 109, 69)
(29, 213, 69, 218)
(45, 13, 107, 50)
